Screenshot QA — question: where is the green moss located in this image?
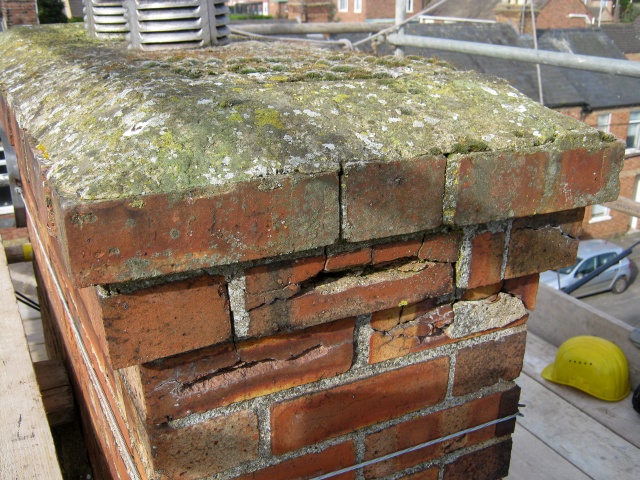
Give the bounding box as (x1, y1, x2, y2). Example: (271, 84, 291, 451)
(255, 108, 284, 129)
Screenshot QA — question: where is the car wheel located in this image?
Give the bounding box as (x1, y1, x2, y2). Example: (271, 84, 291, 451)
(612, 276, 628, 294)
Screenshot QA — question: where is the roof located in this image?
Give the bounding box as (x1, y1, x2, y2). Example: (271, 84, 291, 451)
(425, 0, 501, 20)
(338, 23, 640, 110)
(599, 17, 640, 54)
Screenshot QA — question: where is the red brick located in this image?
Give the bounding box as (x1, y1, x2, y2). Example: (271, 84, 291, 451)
(419, 232, 462, 262)
(364, 390, 511, 478)
(398, 467, 440, 480)
(453, 332, 526, 396)
(245, 256, 326, 309)
(138, 319, 355, 424)
(342, 156, 446, 242)
(450, 144, 623, 226)
(98, 274, 231, 368)
(235, 442, 356, 480)
(369, 304, 454, 363)
(152, 410, 259, 479)
(461, 282, 503, 301)
(466, 231, 504, 289)
(53, 172, 339, 287)
(247, 262, 453, 337)
(325, 247, 372, 272)
(502, 274, 539, 310)
(505, 211, 582, 279)
(372, 239, 423, 264)
(245, 256, 326, 294)
(443, 439, 513, 480)
(270, 357, 450, 454)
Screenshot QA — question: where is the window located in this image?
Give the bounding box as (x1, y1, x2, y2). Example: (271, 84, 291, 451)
(597, 113, 611, 133)
(589, 204, 612, 223)
(354, 0, 362, 13)
(627, 111, 640, 150)
(338, 0, 348, 12)
(407, 0, 414, 13)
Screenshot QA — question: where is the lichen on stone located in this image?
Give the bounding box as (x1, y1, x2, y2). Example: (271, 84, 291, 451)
(0, 24, 607, 203)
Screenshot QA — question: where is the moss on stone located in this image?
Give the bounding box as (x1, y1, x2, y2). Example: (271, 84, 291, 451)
(0, 24, 609, 203)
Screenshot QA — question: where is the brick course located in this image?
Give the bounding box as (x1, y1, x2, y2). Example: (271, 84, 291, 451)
(98, 274, 232, 368)
(151, 410, 259, 479)
(234, 442, 356, 480)
(363, 388, 519, 478)
(246, 261, 453, 338)
(135, 319, 355, 424)
(453, 332, 527, 397)
(270, 357, 450, 454)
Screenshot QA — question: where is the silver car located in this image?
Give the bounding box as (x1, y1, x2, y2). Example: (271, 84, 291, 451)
(540, 239, 632, 297)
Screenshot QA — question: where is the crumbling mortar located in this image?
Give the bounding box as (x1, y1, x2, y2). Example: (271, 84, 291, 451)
(455, 226, 476, 290)
(228, 275, 250, 338)
(353, 314, 373, 370)
(501, 219, 514, 279)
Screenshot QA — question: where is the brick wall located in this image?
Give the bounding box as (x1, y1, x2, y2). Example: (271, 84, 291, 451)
(495, 0, 590, 33)
(0, 0, 39, 28)
(580, 109, 640, 237)
(0, 30, 625, 480)
(334, 0, 428, 23)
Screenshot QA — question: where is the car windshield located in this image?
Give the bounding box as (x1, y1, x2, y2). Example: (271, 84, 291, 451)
(557, 257, 583, 275)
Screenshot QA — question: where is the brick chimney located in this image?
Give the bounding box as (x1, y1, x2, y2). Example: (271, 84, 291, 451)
(0, 25, 624, 479)
(0, 0, 39, 29)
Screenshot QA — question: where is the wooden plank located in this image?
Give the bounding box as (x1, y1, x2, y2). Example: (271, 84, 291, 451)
(523, 333, 640, 449)
(0, 235, 63, 479)
(516, 373, 640, 479)
(506, 425, 591, 480)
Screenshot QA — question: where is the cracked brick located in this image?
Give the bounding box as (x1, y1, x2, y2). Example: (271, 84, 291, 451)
(134, 319, 355, 424)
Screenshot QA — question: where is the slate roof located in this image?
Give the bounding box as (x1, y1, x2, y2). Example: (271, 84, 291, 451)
(337, 22, 640, 110)
(599, 17, 640, 55)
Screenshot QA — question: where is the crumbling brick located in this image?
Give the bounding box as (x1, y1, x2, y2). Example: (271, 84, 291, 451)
(137, 319, 355, 424)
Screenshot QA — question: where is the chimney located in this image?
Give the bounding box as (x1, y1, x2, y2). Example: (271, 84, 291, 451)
(0, 25, 624, 479)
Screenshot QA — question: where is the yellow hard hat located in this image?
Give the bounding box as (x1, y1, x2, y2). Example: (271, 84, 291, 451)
(542, 336, 631, 402)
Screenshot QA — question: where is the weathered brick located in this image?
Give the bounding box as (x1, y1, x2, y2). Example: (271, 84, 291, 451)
(505, 210, 583, 279)
(453, 332, 526, 396)
(270, 357, 450, 454)
(234, 442, 356, 480)
(461, 282, 503, 301)
(98, 274, 231, 368)
(419, 232, 462, 262)
(245, 256, 326, 294)
(325, 247, 372, 272)
(502, 274, 539, 310)
(443, 439, 513, 480)
(152, 410, 259, 479)
(466, 231, 505, 289)
(449, 144, 623, 226)
(496, 384, 521, 437)
(364, 390, 514, 478)
(372, 239, 423, 264)
(54, 173, 339, 287)
(245, 256, 326, 309)
(398, 467, 440, 480)
(342, 157, 446, 242)
(369, 304, 454, 363)
(138, 319, 355, 424)
(247, 262, 453, 337)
